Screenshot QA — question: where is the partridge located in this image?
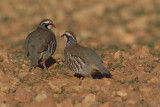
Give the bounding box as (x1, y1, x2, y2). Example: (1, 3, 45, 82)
(61, 31, 111, 78)
(25, 19, 56, 70)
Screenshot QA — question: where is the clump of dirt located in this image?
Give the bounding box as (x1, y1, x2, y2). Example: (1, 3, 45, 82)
(0, 0, 160, 107)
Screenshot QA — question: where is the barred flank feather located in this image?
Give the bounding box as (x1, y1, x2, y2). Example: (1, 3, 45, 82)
(48, 41, 56, 55)
(65, 52, 85, 73)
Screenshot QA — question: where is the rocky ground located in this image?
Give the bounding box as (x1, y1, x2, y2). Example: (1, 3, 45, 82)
(0, 0, 160, 107)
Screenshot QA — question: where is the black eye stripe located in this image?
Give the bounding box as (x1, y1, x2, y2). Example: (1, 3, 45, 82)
(66, 36, 70, 42)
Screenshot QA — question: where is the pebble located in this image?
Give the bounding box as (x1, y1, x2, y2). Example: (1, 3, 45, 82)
(34, 91, 47, 102)
(15, 88, 32, 103)
(76, 94, 96, 107)
(148, 78, 159, 84)
(114, 51, 121, 59)
(116, 90, 127, 97)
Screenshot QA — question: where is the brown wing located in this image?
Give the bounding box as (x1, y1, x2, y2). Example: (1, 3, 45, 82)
(25, 36, 29, 56)
(25, 28, 42, 56)
(67, 44, 103, 65)
(25, 32, 32, 56)
(38, 29, 56, 54)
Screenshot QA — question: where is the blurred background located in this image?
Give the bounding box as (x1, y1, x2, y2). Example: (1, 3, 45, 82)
(0, 0, 160, 53)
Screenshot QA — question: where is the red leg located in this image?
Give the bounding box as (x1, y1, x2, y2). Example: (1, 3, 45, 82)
(43, 62, 47, 70)
(80, 77, 84, 80)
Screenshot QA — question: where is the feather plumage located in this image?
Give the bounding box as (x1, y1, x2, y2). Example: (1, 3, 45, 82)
(62, 31, 111, 77)
(25, 19, 56, 69)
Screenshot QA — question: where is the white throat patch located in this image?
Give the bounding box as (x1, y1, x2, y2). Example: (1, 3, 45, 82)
(64, 36, 68, 42)
(47, 25, 52, 29)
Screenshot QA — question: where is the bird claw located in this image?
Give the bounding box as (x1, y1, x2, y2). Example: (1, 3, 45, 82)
(43, 62, 47, 70)
(80, 77, 84, 80)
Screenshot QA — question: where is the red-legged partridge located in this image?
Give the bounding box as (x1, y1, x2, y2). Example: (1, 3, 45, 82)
(61, 31, 111, 78)
(25, 19, 56, 70)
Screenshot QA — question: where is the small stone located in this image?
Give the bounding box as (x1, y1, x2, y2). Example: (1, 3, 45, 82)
(56, 58, 64, 65)
(0, 83, 10, 93)
(26, 96, 56, 107)
(82, 78, 101, 91)
(127, 100, 136, 105)
(148, 78, 159, 84)
(48, 78, 79, 92)
(34, 91, 47, 102)
(111, 91, 116, 98)
(0, 103, 9, 107)
(59, 61, 64, 65)
(48, 81, 62, 92)
(22, 64, 26, 67)
(151, 66, 160, 72)
(153, 57, 159, 61)
(76, 94, 96, 107)
(15, 88, 32, 103)
(116, 90, 127, 97)
(114, 97, 122, 102)
(114, 51, 121, 59)
(83, 94, 96, 104)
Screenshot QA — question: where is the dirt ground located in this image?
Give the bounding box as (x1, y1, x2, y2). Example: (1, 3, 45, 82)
(0, 0, 160, 107)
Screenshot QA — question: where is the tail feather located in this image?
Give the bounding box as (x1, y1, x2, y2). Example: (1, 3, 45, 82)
(91, 64, 111, 76)
(28, 44, 40, 68)
(30, 56, 39, 67)
(99, 66, 111, 77)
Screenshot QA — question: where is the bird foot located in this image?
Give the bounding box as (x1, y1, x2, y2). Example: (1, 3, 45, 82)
(80, 77, 84, 80)
(43, 62, 47, 71)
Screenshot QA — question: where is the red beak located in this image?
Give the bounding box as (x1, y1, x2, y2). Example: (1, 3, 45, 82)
(49, 23, 56, 28)
(61, 34, 66, 37)
(52, 24, 56, 28)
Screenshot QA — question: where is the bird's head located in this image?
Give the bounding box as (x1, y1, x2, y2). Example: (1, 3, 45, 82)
(39, 19, 56, 29)
(61, 31, 77, 42)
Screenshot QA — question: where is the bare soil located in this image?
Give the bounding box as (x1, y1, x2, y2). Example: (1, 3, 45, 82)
(0, 0, 160, 107)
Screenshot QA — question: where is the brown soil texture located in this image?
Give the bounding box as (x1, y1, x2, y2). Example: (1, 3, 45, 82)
(0, 0, 160, 107)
